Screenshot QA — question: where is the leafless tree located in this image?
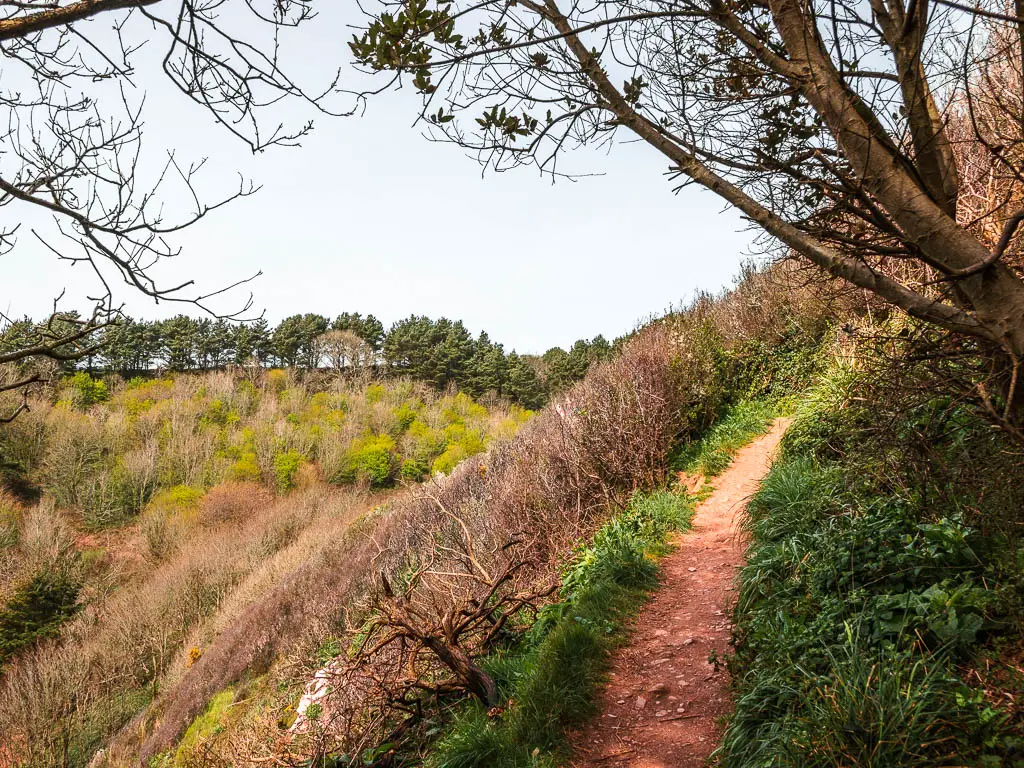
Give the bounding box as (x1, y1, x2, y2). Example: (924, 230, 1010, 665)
(0, 0, 348, 406)
(351, 0, 1024, 422)
(318, 328, 376, 377)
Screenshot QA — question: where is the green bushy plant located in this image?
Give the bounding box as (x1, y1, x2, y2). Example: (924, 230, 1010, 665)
(64, 372, 110, 409)
(272, 451, 305, 493)
(331, 434, 398, 487)
(400, 458, 429, 482)
(227, 452, 262, 483)
(0, 571, 82, 665)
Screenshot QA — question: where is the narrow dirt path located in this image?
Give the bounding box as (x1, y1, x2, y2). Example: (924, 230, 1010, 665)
(568, 419, 790, 768)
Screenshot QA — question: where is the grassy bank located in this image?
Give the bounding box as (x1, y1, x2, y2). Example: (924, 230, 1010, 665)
(717, 363, 1024, 767)
(670, 399, 778, 479)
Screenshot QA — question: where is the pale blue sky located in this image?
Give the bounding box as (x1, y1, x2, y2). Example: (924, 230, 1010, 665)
(1, 5, 754, 354)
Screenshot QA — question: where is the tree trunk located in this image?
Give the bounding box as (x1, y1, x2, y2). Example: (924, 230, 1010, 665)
(424, 636, 500, 707)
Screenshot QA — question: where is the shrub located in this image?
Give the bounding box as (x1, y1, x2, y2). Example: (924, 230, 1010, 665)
(406, 419, 446, 462)
(400, 458, 429, 482)
(63, 372, 110, 409)
(227, 452, 262, 483)
(0, 571, 81, 665)
(331, 434, 398, 487)
(265, 369, 288, 393)
(273, 451, 305, 494)
(200, 482, 273, 525)
(149, 485, 205, 517)
(391, 400, 421, 433)
(431, 444, 467, 476)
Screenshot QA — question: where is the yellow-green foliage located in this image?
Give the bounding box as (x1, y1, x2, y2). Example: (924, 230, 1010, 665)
(148, 486, 204, 519)
(7, 372, 528, 530)
(431, 443, 468, 475)
(227, 452, 262, 483)
(62, 372, 110, 410)
(365, 383, 386, 404)
(273, 451, 305, 493)
(334, 434, 398, 487)
(265, 369, 288, 393)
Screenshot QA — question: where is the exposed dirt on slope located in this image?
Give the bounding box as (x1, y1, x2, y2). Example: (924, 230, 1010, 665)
(568, 419, 790, 768)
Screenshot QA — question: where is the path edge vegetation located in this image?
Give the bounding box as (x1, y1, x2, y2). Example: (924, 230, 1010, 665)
(716, 361, 1024, 767)
(401, 403, 779, 768)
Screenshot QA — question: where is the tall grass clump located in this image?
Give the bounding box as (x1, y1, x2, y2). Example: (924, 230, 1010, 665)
(427, 490, 694, 768)
(670, 398, 778, 478)
(717, 362, 1024, 767)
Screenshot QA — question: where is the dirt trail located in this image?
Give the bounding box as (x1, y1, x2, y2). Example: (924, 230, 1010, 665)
(568, 419, 790, 768)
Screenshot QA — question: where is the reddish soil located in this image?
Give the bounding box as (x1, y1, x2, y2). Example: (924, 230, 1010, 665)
(568, 420, 790, 768)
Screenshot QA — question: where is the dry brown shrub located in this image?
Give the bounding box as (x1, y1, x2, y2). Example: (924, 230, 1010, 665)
(199, 482, 274, 526)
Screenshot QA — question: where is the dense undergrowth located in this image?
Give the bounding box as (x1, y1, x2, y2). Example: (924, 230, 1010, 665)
(718, 357, 1024, 767)
(0, 372, 523, 766)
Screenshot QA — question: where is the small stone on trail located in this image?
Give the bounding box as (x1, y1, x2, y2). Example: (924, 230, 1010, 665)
(687, 567, 697, 572)
(655, 710, 669, 717)
(647, 682, 668, 695)
(653, 628, 668, 637)
(635, 696, 647, 710)
(616, 699, 626, 705)
(682, 637, 696, 645)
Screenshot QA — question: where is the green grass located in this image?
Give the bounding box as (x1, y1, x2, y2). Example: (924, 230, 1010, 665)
(670, 399, 777, 478)
(424, 490, 695, 768)
(174, 688, 235, 763)
(715, 374, 1024, 768)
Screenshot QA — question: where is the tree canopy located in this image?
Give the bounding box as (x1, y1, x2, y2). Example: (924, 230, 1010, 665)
(351, 0, 1024, 422)
(0, 310, 582, 408)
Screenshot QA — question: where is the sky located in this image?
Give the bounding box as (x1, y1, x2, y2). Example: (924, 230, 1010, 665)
(1, 5, 756, 355)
